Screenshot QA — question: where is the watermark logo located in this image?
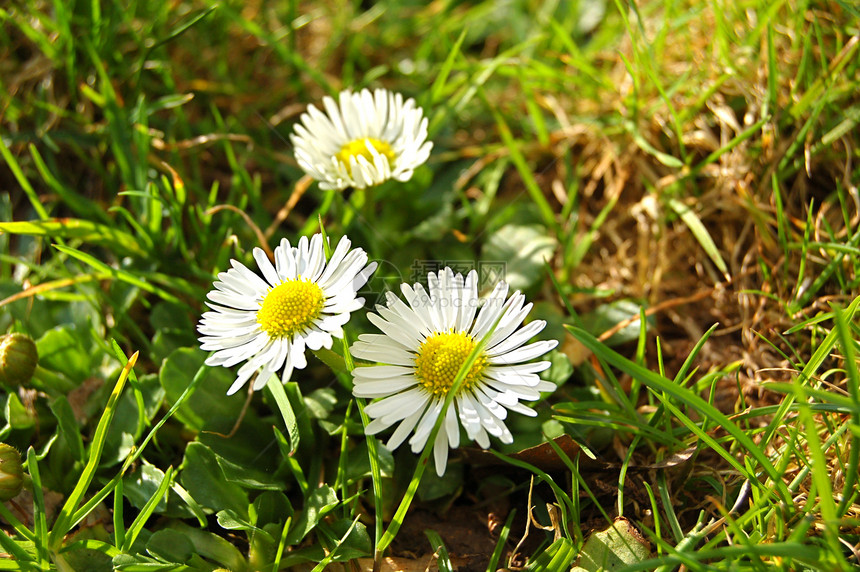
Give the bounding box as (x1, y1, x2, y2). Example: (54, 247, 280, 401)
(409, 260, 506, 290)
(360, 260, 508, 308)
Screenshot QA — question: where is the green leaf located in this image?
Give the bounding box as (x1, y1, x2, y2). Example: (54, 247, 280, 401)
(166, 522, 245, 572)
(482, 223, 557, 291)
(146, 528, 194, 563)
(251, 491, 293, 527)
(345, 440, 395, 485)
(417, 462, 463, 502)
(36, 326, 91, 383)
(580, 299, 653, 346)
(49, 396, 85, 462)
(4, 393, 36, 430)
(285, 485, 340, 545)
(571, 518, 650, 571)
(159, 347, 244, 431)
(179, 442, 249, 517)
(123, 461, 197, 520)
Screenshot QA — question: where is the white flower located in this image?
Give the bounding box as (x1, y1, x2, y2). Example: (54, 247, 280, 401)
(198, 234, 377, 395)
(351, 267, 558, 476)
(290, 88, 432, 191)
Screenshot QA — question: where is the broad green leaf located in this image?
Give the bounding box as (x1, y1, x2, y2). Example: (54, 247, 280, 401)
(49, 396, 85, 462)
(179, 442, 248, 517)
(56, 546, 113, 572)
(324, 518, 372, 561)
(166, 522, 244, 572)
(285, 485, 340, 545)
(159, 347, 244, 431)
(345, 440, 395, 485)
(4, 393, 36, 430)
(482, 223, 557, 291)
(417, 462, 463, 502)
(112, 553, 180, 571)
(571, 518, 651, 571)
(123, 461, 197, 519)
(580, 299, 653, 346)
(36, 326, 92, 383)
(251, 491, 293, 528)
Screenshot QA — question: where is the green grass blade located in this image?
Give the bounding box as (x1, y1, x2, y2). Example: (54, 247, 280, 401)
(121, 466, 175, 552)
(49, 352, 137, 549)
(265, 375, 300, 455)
(666, 197, 728, 278)
(0, 220, 144, 258)
(565, 325, 791, 504)
(53, 244, 180, 303)
(424, 530, 453, 572)
(24, 447, 49, 565)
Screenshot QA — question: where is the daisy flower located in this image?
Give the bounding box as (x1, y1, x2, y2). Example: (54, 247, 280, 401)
(290, 88, 432, 191)
(351, 267, 558, 476)
(198, 234, 377, 395)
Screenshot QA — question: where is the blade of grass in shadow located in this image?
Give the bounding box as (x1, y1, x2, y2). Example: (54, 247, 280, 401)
(666, 197, 729, 279)
(0, 135, 50, 221)
(486, 509, 516, 571)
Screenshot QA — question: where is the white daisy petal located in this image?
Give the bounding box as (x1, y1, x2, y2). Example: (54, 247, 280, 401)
(198, 232, 375, 395)
(291, 88, 433, 191)
(387, 407, 426, 450)
(352, 266, 558, 475)
(433, 423, 450, 477)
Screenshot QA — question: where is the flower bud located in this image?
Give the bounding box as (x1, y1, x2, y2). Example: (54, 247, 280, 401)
(0, 333, 38, 386)
(0, 444, 23, 501)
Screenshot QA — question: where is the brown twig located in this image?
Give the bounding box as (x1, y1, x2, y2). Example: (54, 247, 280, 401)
(265, 175, 314, 240)
(206, 204, 273, 259)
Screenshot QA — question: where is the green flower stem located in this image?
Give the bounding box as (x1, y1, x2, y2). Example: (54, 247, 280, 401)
(343, 335, 385, 553)
(318, 217, 386, 553)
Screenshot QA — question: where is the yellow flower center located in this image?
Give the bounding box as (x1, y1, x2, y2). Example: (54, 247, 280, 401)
(414, 331, 487, 397)
(257, 279, 325, 339)
(336, 138, 396, 175)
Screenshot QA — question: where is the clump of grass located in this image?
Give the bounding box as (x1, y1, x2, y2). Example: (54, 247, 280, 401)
(1, 0, 859, 570)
